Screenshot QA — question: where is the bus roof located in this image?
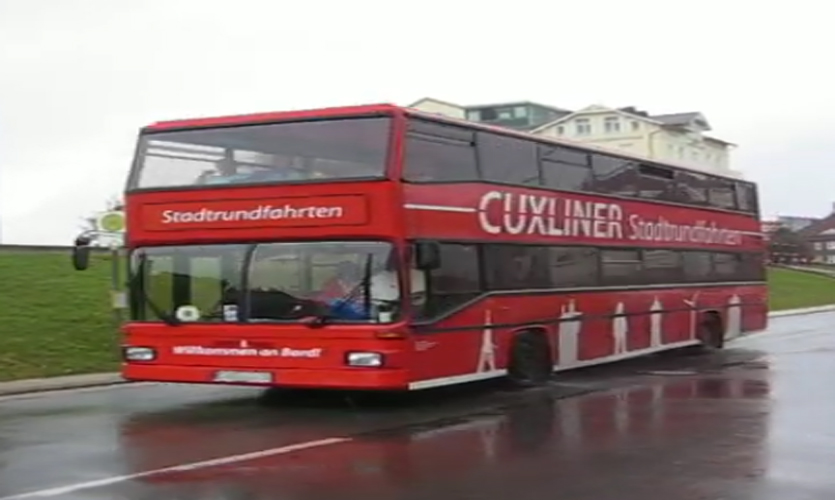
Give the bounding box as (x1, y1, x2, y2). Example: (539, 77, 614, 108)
(144, 103, 399, 131)
(144, 103, 749, 184)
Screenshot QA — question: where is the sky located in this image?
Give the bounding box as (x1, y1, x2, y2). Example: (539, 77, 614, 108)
(1, 0, 833, 245)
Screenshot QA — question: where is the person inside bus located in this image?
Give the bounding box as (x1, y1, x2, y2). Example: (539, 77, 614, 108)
(314, 261, 365, 319)
(198, 153, 251, 185)
(318, 261, 362, 301)
(315, 258, 425, 321)
(198, 152, 312, 185)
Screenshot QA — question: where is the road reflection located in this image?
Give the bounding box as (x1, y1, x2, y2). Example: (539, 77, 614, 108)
(118, 373, 773, 500)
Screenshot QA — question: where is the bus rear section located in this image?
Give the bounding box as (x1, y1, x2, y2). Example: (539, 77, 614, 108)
(117, 106, 430, 391)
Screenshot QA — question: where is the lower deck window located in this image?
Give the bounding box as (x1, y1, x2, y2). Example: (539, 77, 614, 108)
(412, 241, 765, 321)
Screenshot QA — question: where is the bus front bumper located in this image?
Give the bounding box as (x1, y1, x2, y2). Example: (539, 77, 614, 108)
(123, 363, 410, 391)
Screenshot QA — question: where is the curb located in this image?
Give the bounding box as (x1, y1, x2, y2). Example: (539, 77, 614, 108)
(2, 304, 835, 398)
(0, 372, 125, 398)
(767, 304, 835, 318)
(782, 265, 835, 280)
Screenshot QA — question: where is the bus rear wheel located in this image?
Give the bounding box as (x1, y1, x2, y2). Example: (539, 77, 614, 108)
(507, 330, 553, 387)
(694, 312, 725, 353)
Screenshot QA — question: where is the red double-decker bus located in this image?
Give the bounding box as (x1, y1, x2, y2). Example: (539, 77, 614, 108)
(72, 103, 767, 391)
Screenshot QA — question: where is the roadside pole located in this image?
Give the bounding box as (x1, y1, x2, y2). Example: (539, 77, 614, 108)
(94, 210, 128, 363)
(110, 242, 124, 327)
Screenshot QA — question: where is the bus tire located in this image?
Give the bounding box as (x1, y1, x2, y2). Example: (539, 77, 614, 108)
(695, 311, 725, 352)
(507, 330, 553, 387)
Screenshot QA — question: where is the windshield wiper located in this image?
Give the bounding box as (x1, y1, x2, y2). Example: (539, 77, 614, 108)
(308, 255, 374, 327)
(130, 255, 180, 327)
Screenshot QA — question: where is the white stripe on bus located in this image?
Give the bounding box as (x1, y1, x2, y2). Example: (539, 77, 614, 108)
(404, 203, 478, 213)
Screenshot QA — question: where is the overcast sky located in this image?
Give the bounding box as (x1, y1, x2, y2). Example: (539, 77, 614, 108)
(1, 0, 832, 244)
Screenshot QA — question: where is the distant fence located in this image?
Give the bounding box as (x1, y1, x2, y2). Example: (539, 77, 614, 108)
(0, 244, 111, 254)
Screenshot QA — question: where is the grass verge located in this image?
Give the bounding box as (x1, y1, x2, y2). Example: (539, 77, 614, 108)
(767, 266, 835, 311)
(0, 250, 120, 382)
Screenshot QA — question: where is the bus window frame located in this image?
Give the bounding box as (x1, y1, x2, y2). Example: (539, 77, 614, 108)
(399, 115, 760, 218)
(124, 111, 401, 194)
(410, 240, 767, 329)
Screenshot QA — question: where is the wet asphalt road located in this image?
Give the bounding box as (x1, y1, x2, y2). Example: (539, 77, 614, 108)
(1, 312, 834, 499)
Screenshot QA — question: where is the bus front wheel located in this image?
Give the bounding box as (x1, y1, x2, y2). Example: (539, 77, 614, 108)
(507, 330, 553, 387)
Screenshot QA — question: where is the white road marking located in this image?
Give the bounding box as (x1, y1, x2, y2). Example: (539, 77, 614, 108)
(0, 437, 350, 499)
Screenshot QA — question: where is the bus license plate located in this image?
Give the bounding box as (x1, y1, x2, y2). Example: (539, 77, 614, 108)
(213, 370, 273, 384)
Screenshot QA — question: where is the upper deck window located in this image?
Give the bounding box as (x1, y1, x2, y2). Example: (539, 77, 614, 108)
(403, 120, 478, 182)
(129, 117, 391, 190)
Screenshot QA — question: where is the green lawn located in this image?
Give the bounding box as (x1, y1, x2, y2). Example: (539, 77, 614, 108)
(767, 266, 835, 311)
(0, 250, 120, 381)
(1, 251, 835, 383)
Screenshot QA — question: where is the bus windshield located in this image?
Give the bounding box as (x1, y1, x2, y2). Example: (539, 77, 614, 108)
(129, 241, 420, 325)
(129, 117, 391, 190)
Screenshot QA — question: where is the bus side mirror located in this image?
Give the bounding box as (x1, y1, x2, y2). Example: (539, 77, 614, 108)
(415, 241, 441, 271)
(71, 235, 93, 271)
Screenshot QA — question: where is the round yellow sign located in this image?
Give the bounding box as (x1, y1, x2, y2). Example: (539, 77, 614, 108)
(97, 211, 126, 233)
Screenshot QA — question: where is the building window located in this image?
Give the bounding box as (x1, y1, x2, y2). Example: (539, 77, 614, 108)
(631, 121, 640, 131)
(827, 241, 835, 250)
(479, 108, 497, 121)
(677, 146, 685, 159)
(815, 242, 824, 250)
(692, 151, 700, 162)
(604, 116, 621, 133)
(513, 106, 528, 118)
(575, 118, 591, 135)
(466, 110, 481, 121)
(556, 125, 565, 135)
(497, 108, 513, 119)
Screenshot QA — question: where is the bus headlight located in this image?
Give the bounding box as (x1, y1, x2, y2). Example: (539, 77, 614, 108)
(346, 351, 383, 367)
(124, 346, 156, 361)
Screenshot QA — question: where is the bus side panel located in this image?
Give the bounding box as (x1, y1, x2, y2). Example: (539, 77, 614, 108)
(408, 284, 767, 389)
